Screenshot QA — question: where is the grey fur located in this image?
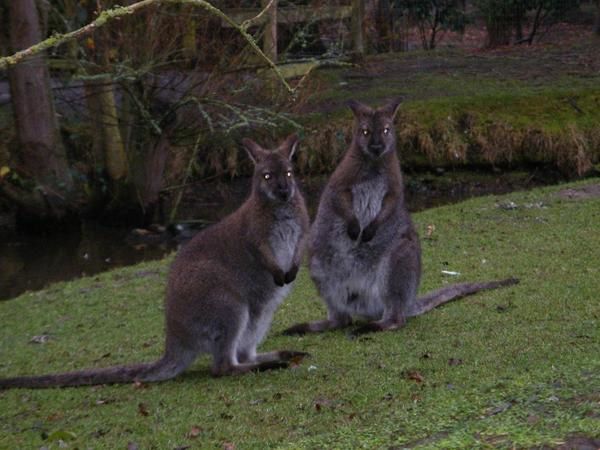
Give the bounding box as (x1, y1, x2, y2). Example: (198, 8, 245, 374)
(285, 100, 518, 335)
(0, 135, 309, 389)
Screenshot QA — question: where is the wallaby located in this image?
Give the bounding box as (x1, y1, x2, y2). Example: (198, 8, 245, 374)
(0, 134, 310, 389)
(284, 100, 518, 336)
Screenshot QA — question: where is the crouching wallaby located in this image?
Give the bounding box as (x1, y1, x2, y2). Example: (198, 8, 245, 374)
(0, 135, 310, 389)
(284, 100, 518, 336)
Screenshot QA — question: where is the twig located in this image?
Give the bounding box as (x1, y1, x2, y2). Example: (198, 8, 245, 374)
(241, 0, 276, 31)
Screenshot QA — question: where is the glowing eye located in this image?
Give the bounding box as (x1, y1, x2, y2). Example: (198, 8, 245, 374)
(263, 173, 271, 180)
(362, 129, 370, 136)
(286, 171, 292, 177)
(383, 127, 390, 135)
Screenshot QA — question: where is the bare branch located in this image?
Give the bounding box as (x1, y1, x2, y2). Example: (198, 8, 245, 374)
(241, 0, 276, 31)
(0, 0, 294, 93)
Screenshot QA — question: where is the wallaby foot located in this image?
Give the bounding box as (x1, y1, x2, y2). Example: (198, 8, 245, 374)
(253, 350, 310, 363)
(283, 318, 352, 335)
(210, 360, 290, 377)
(277, 350, 310, 361)
(351, 316, 406, 336)
(253, 360, 290, 372)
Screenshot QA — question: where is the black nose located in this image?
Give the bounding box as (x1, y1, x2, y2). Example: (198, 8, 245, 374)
(277, 186, 291, 201)
(369, 143, 384, 155)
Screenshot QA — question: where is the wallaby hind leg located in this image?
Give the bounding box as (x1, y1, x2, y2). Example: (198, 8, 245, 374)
(137, 347, 198, 382)
(353, 239, 420, 336)
(209, 308, 292, 376)
(284, 272, 353, 334)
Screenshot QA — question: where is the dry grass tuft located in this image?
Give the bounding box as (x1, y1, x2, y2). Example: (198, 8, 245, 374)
(554, 125, 593, 176)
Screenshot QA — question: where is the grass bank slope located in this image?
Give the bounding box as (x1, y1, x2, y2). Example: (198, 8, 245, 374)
(1, 179, 599, 449)
(295, 41, 600, 177)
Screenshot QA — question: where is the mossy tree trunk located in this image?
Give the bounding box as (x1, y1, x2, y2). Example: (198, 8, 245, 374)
(84, 74, 132, 220)
(2, 0, 77, 223)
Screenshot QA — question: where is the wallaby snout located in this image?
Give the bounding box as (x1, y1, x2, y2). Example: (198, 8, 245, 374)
(368, 142, 384, 156)
(276, 184, 292, 202)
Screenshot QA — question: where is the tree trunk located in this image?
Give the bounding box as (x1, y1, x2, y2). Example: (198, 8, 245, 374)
(594, 0, 600, 36)
(352, 0, 365, 55)
(262, 0, 277, 62)
(3, 0, 75, 222)
(181, 6, 197, 62)
(375, 0, 393, 52)
(96, 77, 128, 182)
(139, 125, 174, 221)
(485, 15, 512, 47)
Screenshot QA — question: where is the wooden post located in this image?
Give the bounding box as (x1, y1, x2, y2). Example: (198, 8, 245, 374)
(262, 0, 278, 62)
(351, 0, 365, 55)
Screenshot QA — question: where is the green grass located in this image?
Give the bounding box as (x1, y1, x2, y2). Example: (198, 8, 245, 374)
(400, 86, 600, 132)
(295, 48, 600, 175)
(1, 179, 599, 449)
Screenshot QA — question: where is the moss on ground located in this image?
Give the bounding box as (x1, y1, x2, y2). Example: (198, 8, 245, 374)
(1, 179, 599, 449)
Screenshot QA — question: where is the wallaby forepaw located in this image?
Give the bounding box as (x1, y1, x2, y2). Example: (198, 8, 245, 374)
(273, 269, 286, 287)
(347, 217, 361, 240)
(361, 221, 378, 242)
(284, 265, 299, 284)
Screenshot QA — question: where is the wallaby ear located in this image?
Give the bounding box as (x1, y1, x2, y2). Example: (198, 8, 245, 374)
(347, 99, 372, 118)
(380, 97, 403, 119)
(279, 134, 300, 161)
(242, 138, 268, 164)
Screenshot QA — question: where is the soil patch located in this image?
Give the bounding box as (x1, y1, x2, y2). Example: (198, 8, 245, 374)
(556, 183, 600, 200)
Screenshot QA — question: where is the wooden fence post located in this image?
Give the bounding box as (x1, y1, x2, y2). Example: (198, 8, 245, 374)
(352, 0, 365, 55)
(262, 0, 278, 62)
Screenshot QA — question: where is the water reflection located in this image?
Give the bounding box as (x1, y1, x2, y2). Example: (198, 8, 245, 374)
(0, 170, 555, 301)
(0, 223, 177, 301)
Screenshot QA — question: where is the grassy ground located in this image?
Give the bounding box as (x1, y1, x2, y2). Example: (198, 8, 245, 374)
(292, 36, 600, 177)
(1, 179, 599, 449)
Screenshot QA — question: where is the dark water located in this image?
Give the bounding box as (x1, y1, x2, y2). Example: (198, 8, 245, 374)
(0, 223, 177, 301)
(0, 170, 557, 301)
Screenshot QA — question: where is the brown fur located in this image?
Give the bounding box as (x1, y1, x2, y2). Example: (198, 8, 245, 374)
(284, 100, 518, 336)
(0, 135, 309, 389)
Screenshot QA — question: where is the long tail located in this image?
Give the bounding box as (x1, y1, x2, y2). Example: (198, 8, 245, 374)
(0, 352, 193, 389)
(407, 277, 519, 317)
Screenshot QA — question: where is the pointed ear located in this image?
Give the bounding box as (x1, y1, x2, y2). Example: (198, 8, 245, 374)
(242, 138, 268, 164)
(380, 97, 403, 119)
(279, 134, 299, 161)
(347, 99, 372, 118)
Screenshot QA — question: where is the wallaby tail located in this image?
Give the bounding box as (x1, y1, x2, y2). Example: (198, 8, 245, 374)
(407, 277, 519, 318)
(0, 352, 193, 389)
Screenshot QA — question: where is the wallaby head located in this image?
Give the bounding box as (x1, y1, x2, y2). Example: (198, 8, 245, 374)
(348, 99, 402, 159)
(243, 134, 299, 203)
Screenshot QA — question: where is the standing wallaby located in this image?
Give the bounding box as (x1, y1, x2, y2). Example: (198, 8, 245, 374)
(284, 100, 518, 336)
(0, 134, 310, 389)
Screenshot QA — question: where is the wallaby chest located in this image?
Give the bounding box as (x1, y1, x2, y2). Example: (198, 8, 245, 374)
(351, 175, 388, 227)
(268, 208, 302, 272)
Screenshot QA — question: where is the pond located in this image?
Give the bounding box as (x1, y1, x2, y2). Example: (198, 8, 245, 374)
(0, 169, 559, 301)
